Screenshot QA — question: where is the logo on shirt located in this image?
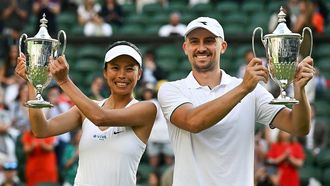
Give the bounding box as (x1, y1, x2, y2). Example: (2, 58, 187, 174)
(113, 130, 124, 135)
(93, 134, 107, 140)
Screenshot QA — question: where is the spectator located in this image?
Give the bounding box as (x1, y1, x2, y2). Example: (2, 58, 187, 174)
(314, 68, 327, 98)
(158, 12, 186, 37)
(267, 131, 304, 186)
(300, 103, 328, 157)
(77, 0, 112, 36)
(0, 44, 25, 106)
(8, 83, 30, 183)
(22, 130, 58, 186)
(189, 0, 209, 7)
(99, 0, 124, 27)
(311, 0, 328, 33)
(62, 129, 82, 186)
(148, 170, 161, 186)
(292, 0, 314, 34)
(237, 49, 254, 79)
(254, 127, 279, 186)
(44, 85, 71, 183)
(86, 75, 106, 101)
(160, 165, 173, 186)
(141, 50, 166, 86)
(136, 0, 167, 14)
(8, 83, 30, 134)
(141, 86, 173, 168)
(0, 88, 16, 165)
(0, 44, 18, 87)
(0, 0, 30, 40)
(0, 161, 23, 186)
(32, 0, 61, 37)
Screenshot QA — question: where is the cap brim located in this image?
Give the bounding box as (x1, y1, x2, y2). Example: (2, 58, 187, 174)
(104, 45, 142, 67)
(185, 25, 220, 37)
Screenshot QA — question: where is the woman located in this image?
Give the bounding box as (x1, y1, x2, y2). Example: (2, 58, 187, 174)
(267, 131, 305, 186)
(16, 41, 157, 186)
(22, 130, 58, 186)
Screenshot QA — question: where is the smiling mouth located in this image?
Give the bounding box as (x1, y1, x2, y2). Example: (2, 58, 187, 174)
(115, 82, 129, 87)
(194, 53, 210, 60)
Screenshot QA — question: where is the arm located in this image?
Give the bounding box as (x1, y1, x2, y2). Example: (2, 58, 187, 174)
(23, 142, 35, 154)
(15, 54, 82, 138)
(268, 150, 289, 165)
(64, 150, 79, 169)
(14, 3, 28, 20)
(2, 2, 15, 19)
(288, 155, 304, 168)
(168, 58, 268, 133)
(272, 57, 314, 136)
(40, 140, 55, 152)
(49, 56, 157, 127)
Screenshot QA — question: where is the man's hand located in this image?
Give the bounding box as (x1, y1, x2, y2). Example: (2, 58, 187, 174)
(294, 56, 314, 90)
(240, 58, 269, 93)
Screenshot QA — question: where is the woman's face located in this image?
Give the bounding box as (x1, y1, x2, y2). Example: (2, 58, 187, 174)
(104, 55, 141, 96)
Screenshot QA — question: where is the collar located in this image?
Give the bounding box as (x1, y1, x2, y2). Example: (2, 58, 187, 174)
(186, 69, 231, 89)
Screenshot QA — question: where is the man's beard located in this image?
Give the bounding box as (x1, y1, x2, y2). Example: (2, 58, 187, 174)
(193, 61, 217, 73)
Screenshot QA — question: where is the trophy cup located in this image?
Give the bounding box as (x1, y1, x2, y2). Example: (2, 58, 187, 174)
(252, 7, 312, 105)
(19, 14, 66, 108)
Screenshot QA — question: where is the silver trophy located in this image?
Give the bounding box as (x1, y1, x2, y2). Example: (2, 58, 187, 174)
(252, 7, 312, 105)
(19, 14, 66, 108)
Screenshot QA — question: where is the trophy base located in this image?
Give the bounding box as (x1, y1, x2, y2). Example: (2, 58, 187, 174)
(269, 98, 299, 105)
(24, 100, 54, 108)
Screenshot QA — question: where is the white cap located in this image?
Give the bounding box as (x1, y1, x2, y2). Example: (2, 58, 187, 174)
(104, 45, 142, 68)
(185, 17, 224, 40)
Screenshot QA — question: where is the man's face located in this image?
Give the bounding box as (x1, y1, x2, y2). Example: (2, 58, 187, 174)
(183, 28, 226, 73)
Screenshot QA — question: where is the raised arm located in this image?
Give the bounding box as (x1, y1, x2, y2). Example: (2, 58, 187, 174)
(160, 58, 268, 133)
(49, 56, 156, 128)
(15, 54, 82, 138)
(272, 57, 314, 136)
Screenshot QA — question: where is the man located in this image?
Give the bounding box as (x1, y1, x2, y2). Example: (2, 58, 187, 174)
(158, 12, 186, 37)
(157, 17, 314, 186)
(301, 103, 328, 156)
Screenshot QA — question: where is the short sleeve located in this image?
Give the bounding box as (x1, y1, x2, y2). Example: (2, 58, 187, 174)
(157, 82, 191, 121)
(254, 84, 285, 127)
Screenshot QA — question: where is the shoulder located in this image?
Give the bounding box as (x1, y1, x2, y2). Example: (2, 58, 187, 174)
(134, 100, 157, 112)
(158, 79, 186, 92)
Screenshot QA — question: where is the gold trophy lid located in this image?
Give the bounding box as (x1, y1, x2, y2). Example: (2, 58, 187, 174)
(26, 14, 59, 43)
(265, 7, 300, 38)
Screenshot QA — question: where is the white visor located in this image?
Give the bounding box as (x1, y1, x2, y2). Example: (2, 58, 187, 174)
(104, 45, 142, 68)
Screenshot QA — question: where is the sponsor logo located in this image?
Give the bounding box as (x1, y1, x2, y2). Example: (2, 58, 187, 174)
(93, 134, 107, 140)
(113, 130, 123, 135)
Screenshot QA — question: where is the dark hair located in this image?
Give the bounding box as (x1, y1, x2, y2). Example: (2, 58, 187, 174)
(107, 41, 142, 57)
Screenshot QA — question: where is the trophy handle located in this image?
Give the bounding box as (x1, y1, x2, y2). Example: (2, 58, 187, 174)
(57, 30, 67, 56)
(252, 27, 266, 57)
(19, 33, 28, 55)
(301, 27, 313, 56)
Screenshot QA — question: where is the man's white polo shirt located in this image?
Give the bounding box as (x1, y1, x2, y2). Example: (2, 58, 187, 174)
(158, 70, 284, 186)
